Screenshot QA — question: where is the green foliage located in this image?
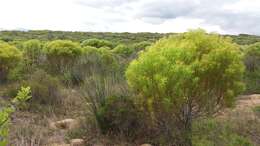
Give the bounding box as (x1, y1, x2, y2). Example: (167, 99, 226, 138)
(112, 44, 134, 56)
(24, 70, 62, 109)
(12, 86, 32, 108)
(62, 46, 119, 86)
(0, 107, 13, 146)
(133, 41, 152, 51)
(0, 86, 31, 146)
(244, 42, 260, 93)
(96, 96, 141, 137)
(126, 29, 244, 111)
(192, 119, 253, 146)
(22, 39, 43, 64)
(81, 38, 113, 48)
(0, 41, 22, 82)
(44, 40, 82, 73)
(126, 29, 245, 144)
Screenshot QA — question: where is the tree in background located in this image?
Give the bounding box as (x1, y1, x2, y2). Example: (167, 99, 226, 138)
(0, 41, 22, 82)
(112, 44, 134, 56)
(44, 40, 82, 73)
(22, 39, 43, 66)
(244, 42, 260, 93)
(81, 38, 113, 48)
(126, 30, 245, 145)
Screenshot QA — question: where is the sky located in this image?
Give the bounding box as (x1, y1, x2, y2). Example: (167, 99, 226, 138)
(0, 0, 260, 35)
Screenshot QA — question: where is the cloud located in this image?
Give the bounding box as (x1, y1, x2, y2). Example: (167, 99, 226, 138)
(0, 0, 259, 34)
(135, 0, 199, 20)
(132, 0, 260, 34)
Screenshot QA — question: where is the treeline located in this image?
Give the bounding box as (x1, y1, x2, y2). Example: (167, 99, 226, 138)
(0, 30, 166, 45)
(1, 30, 260, 45)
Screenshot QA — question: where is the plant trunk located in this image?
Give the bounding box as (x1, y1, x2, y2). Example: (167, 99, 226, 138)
(182, 103, 193, 146)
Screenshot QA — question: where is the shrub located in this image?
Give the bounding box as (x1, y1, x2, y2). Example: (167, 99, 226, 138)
(44, 40, 82, 73)
(24, 70, 62, 109)
(133, 41, 152, 51)
(22, 39, 44, 66)
(244, 42, 260, 93)
(81, 38, 113, 48)
(112, 44, 134, 56)
(0, 41, 22, 82)
(62, 46, 119, 86)
(126, 29, 245, 145)
(96, 96, 141, 137)
(192, 119, 253, 146)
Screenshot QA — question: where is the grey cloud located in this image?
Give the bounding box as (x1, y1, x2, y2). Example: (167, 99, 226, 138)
(134, 0, 260, 34)
(135, 0, 198, 19)
(76, 0, 260, 34)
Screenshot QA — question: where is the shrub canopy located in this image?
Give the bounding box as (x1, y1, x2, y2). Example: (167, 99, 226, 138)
(126, 30, 245, 145)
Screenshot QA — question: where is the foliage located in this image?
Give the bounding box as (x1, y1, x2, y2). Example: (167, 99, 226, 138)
(113, 44, 134, 56)
(244, 42, 260, 93)
(12, 86, 32, 109)
(0, 107, 13, 146)
(62, 46, 119, 86)
(0, 41, 22, 82)
(1, 30, 259, 45)
(81, 38, 114, 48)
(192, 119, 253, 146)
(22, 39, 43, 66)
(133, 41, 152, 51)
(0, 86, 31, 146)
(126, 29, 245, 145)
(24, 70, 62, 109)
(96, 96, 141, 137)
(44, 40, 82, 73)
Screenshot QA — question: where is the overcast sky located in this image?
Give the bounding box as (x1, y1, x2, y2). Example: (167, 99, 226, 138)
(0, 0, 260, 35)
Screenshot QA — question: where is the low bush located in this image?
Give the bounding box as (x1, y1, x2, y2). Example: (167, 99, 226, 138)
(0, 41, 22, 82)
(96, 96, 141, 137)
(192, 118, 253, 146)
(244, 42, 260, 93)
(112, 44, 134, 56)
(133, 41, 152, 51)
(24, 70, 63, 111)
(81, 38, 113, 48)
(44, 40, 82, 73)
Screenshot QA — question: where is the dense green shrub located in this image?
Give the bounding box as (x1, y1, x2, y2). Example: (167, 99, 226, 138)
(112, 44, 134, 56)
(192, 119, 253, 146)
(44, 40, 82, 73)
(133, 41, 152, 51)
(22, 39, 43, 65)
(0, 41, 22, 82)
(62, 46, 119, 86)
(96, 96, 141, 137)
(244, 42, 260, 93)
(126, 29, 245, 145)
(81, 38, 113, 48)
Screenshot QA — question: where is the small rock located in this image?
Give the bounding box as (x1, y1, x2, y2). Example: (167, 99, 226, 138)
(70, 139, 84, 146)
(48, 143, 70, 146)
(140, 144, 152, 146)
(51, 119, 78, 130)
